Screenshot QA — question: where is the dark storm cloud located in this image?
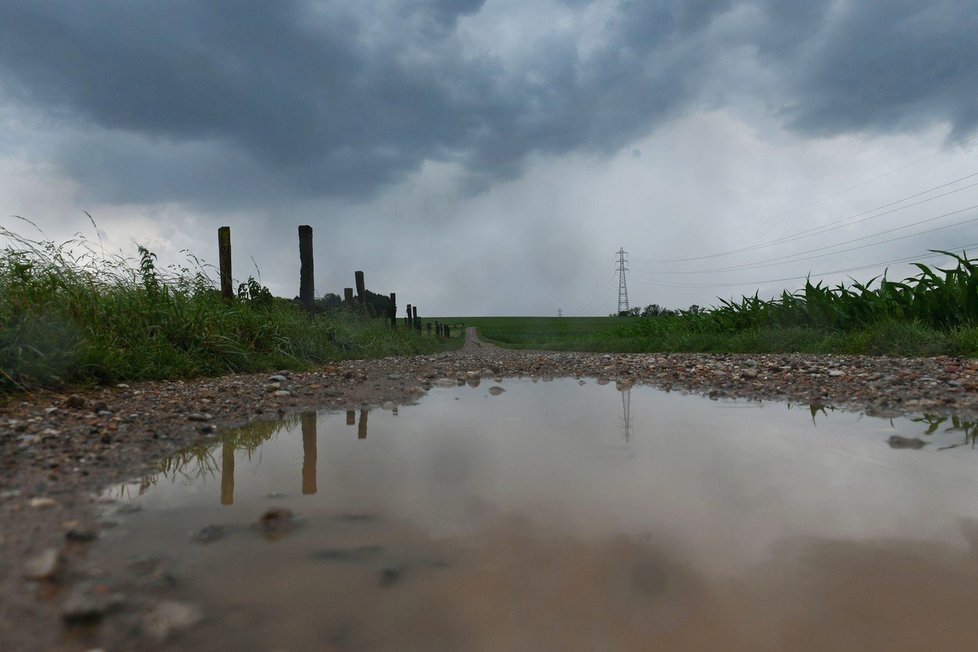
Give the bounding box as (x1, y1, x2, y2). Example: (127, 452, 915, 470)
(759, 0, 978, 140)
(0, 0, 975, 208)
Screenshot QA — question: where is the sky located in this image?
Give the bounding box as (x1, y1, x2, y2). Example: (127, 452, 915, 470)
(1, 0, 976, 316)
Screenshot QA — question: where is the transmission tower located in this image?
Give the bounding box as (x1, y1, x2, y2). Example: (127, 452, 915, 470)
(616, 247, 629, 315)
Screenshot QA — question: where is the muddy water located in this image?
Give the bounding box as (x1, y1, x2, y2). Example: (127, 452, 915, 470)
(98, 379, 978, 651)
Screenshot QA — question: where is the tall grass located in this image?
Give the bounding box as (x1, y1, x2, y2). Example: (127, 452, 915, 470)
(0, 226, 441, 392)
(608, 251, 978, 356)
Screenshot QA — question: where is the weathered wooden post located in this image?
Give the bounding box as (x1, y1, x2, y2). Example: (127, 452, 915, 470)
(298, 225, 315, 312)
(389, 293, 397, 330)
(218, 226, 233, 301)
(413, 306, 420, 331)
(406, 304, 413, 328)
(444, 325, 450, 338)
(355, 271, 366, 304)
(344, 287, 354, 305)
(301, 412, 317, 495)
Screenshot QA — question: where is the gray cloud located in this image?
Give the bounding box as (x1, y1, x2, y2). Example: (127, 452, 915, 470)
(0, 0, 975, 212)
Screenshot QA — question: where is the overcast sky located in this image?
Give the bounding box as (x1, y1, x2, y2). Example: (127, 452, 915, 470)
(1, 0, 976, 316)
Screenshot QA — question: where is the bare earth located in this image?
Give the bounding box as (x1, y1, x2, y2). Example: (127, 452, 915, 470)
(2, 328, 978, 650)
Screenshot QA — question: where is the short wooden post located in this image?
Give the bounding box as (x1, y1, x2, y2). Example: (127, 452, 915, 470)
(389, 293, 397, 330)
(406, 304, 412, 328)
(301, 412, 317, 495)
(355, 271, 365, 304)
(218, 226, 233, 301)
(298, 225, 315, 312)
(344, 288, 354, 304)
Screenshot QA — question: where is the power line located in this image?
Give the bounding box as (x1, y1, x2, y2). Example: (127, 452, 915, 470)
(634, 170, 978, 264)
(632, 203, 978, 275)
(630, 245, 978, 290)
(688, 132, 978, 242)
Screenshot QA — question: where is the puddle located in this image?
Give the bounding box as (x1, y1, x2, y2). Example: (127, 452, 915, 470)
(96, 379, 978, 651)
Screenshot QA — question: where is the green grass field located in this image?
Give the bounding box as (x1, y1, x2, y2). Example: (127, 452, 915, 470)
(434, 316, 616, 350)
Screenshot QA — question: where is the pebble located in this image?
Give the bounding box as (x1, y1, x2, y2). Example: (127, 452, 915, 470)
(23, 548, 61, 580)
(187, 413, 213, 422)
(488, 386, 505, 395)
(267, 375, 288, 383)
(142, 600, 203, 641)
(273, 390, 291, 398)
(29, 497, 57, 509)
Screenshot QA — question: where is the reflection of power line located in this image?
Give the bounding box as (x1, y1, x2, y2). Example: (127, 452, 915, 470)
(620, 388, 632, 444)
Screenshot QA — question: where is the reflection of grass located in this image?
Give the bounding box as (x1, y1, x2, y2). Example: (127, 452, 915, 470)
(142, 414, 301, 491)
(912, 414, 978, 447)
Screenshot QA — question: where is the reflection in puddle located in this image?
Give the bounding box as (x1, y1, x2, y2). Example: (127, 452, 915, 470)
(98, 380, 978, 651)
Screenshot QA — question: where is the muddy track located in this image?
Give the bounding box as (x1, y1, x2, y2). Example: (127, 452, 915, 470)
(2, 343, 978, 649)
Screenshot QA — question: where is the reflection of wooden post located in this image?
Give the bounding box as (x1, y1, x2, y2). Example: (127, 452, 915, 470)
(221, 441, 235, 505)
(343, 288, 354, 305)
(298, 225, 315, 312)
(301, 412, 317, 495)
(218, 226, 233, 301)
(358, 410, 368, 440)
(346, 410, 355, 426)
(355, 271, 365, 304)
(389, 293, 397, 330)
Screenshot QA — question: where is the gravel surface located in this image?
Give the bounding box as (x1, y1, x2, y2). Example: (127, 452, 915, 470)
(2, 328, 977, 650)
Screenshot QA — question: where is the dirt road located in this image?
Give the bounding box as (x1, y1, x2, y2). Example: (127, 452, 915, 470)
(2, 336, 978, 649)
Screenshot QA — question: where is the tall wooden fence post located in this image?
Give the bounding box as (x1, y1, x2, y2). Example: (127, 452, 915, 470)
(218, 226, 233, 301)
(406, 304, 412, 328)
(412, 306, 419, 331)
(355, 271, 366, 304)
(298, 225, 315, 312)
(389, 293, 397, 330)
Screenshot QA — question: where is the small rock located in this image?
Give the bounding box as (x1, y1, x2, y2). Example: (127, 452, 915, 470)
(387, 373, 403, 380)
(30, 497, 57, 509)
(115, 383, 130, 389)
(191, 525, 227, 544)
(66, 526, 98, 542)
(61, 583, 111, 624)
(255, 507, 295, 536)
(743, 368, 759, 379)
(488, 386, 505, 396)
(267, 375, 288, 383)
(92, 400, 109, 412)
(187, 413, 213, 422)
(828, 370, 846, 377)
(888, 435, 927, 450)
(142, 600, 203, 641)
(64, 394, 86, 409)
(273, 390, 291, 398)
(433, 379, 457, 388)
(24, 548, 61, 580)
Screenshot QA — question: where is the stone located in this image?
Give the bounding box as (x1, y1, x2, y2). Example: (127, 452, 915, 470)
(828, 370, 846, 377)
(64, 394, 86, 409)
(24, 548, 61, 580)
(191, 524, 227, 544)
(433, 378, 457, 388)
(61, 583, 111, 624)
(29, 497, 57, 509)
(888, 435, 927, 450)
(142, 600, 203, 641)
(255, 507, 295, 536)
(187, 412, 213, 422)
(267, 375, 288, 383)
(273, 390, 291, 398)
(488, 386, 505, 396)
